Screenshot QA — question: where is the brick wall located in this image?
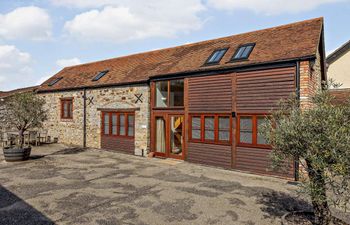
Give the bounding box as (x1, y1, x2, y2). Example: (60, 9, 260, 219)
(299, 49, 323, 109)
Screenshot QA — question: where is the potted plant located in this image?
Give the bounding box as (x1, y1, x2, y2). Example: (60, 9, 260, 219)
(261, 80, 350, 225)
(2, 92, 47, 162)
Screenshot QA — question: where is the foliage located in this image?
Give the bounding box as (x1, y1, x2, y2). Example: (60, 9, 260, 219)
(260, 81, 350, 225)
(4, 92, 47, 148)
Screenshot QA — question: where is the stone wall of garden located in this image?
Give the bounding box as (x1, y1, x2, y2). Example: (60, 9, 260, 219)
(38, 84, 150, 156)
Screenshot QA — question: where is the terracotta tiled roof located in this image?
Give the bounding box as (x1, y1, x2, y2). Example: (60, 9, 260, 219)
(330, 88, 350, 105)
(38, 17, 323, 92)
(0, 86, 38, 99)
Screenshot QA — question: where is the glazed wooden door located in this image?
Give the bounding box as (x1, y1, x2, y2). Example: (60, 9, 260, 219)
(168, 115, 184, 159)
(153, 113, 185, 160)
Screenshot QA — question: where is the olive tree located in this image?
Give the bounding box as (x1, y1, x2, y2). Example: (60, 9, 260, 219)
(5, 92, 47, 148)
(261, 81, 350, 225)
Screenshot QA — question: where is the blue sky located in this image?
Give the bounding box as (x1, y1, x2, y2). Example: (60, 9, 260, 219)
(0, 0, 349, 91)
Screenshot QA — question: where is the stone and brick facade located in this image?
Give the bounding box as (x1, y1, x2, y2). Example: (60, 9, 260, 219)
(39, 85, 150, 155)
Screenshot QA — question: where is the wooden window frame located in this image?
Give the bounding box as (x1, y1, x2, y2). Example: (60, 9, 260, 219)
(237, 114, 270, 149)
(154, 79, 184, 109)
(101, 111, 135, 139)
(60, 98, 73, 120)
(189, 113, 232, 146)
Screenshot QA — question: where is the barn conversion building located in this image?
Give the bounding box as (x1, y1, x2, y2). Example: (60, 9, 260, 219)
(37, 18, 326, 179)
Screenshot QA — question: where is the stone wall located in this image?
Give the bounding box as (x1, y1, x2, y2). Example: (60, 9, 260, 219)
(38, 84, 150, 156)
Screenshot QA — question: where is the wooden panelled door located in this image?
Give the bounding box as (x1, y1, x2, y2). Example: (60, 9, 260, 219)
(154, 113, 185, 160)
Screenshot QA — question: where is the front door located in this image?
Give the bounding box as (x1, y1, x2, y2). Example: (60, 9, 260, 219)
(154, 114, 185, 160)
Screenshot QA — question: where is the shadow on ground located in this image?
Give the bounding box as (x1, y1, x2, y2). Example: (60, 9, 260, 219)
(50, 147, 87, 155)
(257, 191, 312, 218)
(0, 185, 55, 225)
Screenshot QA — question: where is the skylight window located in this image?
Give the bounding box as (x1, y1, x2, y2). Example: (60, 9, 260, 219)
(205, 48, 228, 64)
(92, 70, 109, 81)
(232, 44, 255, 60)
(48, 77, 63, 86)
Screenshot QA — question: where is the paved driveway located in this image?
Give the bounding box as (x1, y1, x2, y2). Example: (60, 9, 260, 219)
(0, 144, 310, 225)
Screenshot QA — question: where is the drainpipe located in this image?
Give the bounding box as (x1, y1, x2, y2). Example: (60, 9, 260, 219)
(83, 88, 87, 148)
(294, 61, 300, 181)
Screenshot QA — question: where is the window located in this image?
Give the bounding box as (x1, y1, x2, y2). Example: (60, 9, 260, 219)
(92, 70, 109, 81)
(61, 98, 73, 119)
(155, 79, 184, 108)
(190, 114, 231, 145)
(237, 115, 269, 148)
(205, 48, 228, 64)
(232, 44, 255, 60)
(102, 112, 135, 138)
(170, 79, 184, 106)
(48, 77, 63, 86)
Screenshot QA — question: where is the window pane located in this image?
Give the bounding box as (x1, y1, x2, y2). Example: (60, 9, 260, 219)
(208, 49, 226, 63)
(208, 51, 219, 62)
(68, 102, 72, 118)
(63, 102, 68, 118)
(155, 81, 168, 107)
(192, 117, 201, 129)
(169, 79, 184, 107)
(218, 117, 230, 141)
(128, 115, 134, 136)
(112, 114, 117, 135)
(234, 47, 246, 59)
(241, 45, 253, 58)
(219, 117, 230, 130)
(219, 131, 230, 141)
(119, 114, 125, 135)
(192, 130, 201, 139)
(257, 117, 267, 145)
(191, 116, 201, 139)
(104, 114, 110, 135)
(204, 117, 215, 140)
(240, 116, 252, 144)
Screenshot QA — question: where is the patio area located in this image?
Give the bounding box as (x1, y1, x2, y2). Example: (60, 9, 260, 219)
(0, 144, 343, 225)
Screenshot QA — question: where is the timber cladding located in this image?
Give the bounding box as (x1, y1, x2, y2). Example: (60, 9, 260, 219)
(188, 74, 232, 113)
(185, 67, 296, 178)
(236, 67, 296, 113)
(235, 66, 296, 178)
(187, 142, 232, 169)
(101, 136, 135, 154)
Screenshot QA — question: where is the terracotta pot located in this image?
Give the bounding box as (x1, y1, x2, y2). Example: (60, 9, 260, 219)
(148, 152, 155, 158)
(3, 147, 32, 162)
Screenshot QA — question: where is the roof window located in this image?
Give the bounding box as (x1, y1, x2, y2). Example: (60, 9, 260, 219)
(92, 70, 109, 81)
(205, 48, 228, 64)
(48, 77, 63, 86)
(232, 44, 255, 60)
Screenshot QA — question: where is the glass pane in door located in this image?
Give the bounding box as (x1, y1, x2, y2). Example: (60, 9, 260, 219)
(170, 116, 183, 156)
(155, 117, 166, 153)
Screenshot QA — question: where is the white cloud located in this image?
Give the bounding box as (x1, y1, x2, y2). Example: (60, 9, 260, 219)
(51, 0, 119, 8)
(56, 57, 81, 68)
(207, 0, 347, 15)
(62, 0, 205, 42)
(0, 45, 33, 91)
(0, 6, 52, 41)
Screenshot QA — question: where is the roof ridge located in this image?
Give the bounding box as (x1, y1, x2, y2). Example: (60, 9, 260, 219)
(63, 17, 323, 70)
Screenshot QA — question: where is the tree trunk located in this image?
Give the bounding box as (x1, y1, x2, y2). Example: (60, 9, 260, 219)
(19, 129, 25, 149)
(306, 159, 332, 225)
